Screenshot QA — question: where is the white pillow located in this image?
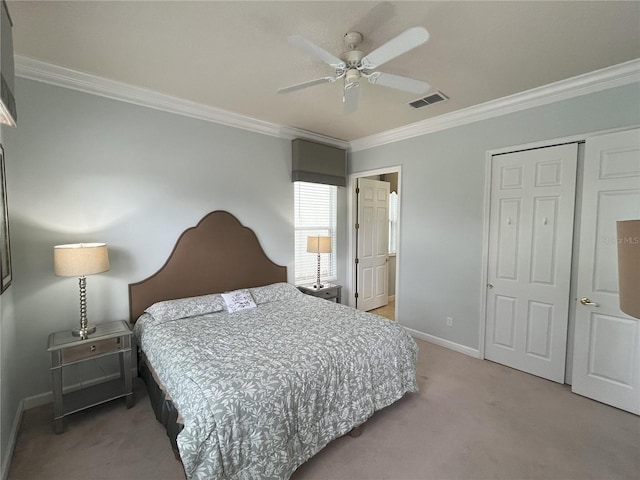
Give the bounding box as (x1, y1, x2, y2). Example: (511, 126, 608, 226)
(222, 289, 257, 313)
(145, 294, 226, 322)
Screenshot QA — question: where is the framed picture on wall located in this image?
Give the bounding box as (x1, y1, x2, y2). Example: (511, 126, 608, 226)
(0, 144, 11, 293)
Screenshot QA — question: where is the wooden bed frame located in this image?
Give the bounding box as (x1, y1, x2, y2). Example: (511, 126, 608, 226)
(128, 210, 288, 459)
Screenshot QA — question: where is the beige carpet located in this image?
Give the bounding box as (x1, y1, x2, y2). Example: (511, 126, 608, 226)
(8, 339, 640, 480)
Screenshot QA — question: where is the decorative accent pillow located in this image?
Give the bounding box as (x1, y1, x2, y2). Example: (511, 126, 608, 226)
(145, 294, 226, 322)
(249, 282, 302, 305)
(222, 289, 257, 313)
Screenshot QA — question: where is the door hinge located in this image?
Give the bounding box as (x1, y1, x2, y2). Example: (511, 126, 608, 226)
(355, 258, 359, 264)
(356, 187, 360, 194)
(355, 223, 359, 229)
(354, 292, 359, 299)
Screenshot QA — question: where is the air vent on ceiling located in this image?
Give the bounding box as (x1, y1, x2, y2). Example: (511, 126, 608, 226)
(409, 91, 448, 109)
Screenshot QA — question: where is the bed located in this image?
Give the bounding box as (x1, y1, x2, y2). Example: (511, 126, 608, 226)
(129, 211, 418, 479)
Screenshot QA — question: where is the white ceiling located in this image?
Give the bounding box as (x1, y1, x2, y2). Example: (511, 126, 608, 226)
(7, 1, 640, 142)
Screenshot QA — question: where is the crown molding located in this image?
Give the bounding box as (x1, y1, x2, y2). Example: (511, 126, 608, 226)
(15, 55, 638, 153)
(350, 58, 640, 152)
(14, 55, 349, 149)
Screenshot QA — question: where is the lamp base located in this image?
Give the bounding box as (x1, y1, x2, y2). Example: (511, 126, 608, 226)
(72, 325, 96, 338)
(312, 284, 325, 289)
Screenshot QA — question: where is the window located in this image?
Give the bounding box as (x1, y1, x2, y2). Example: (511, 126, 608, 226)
(389, 191, 398, 254)
(294, 182, 337, 285)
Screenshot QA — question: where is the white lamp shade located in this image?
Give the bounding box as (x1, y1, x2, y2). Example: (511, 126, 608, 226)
(617, 220, 640, 319)
(307, 236, 331, 254)
(54, 243, 110, 277)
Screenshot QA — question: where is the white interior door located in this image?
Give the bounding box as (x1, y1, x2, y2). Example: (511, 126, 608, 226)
(357, 178, 389, 311)
(571, 128, 640, 414)
(485, 144, 578, 383)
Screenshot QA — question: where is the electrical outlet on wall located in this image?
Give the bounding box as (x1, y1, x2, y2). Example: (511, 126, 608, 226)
(446, 316, 453, 327)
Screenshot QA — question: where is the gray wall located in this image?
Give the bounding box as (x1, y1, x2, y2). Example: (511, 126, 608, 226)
(0, 126, 17, 476)
(0, 77, 347, 465)
(351, 82, 640, 350)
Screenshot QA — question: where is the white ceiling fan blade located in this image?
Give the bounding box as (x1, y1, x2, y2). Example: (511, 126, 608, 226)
(361, 27, 429, 69)
(368, 72, 430, 94)
(343, 84, 360, 113)
(288, 35, 346, 69)
(278, 77, 334, 94)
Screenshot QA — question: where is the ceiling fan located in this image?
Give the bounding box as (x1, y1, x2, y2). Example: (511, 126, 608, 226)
(278, 27, 431, 113)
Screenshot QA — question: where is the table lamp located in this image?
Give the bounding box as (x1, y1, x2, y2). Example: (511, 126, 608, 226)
(307, 236, 331, 289)
(54, 243, 110, 338)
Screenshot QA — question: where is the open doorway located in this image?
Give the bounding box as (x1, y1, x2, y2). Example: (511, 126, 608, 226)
(348, 166, 401, 322)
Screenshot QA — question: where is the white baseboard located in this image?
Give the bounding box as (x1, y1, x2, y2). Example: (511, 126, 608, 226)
(1, 399, 24, 480)
(405, 327, 481, 358)
(22, 391, 52, 411)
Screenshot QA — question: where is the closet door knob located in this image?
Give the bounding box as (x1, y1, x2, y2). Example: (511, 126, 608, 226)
(580, 297, 599, 307)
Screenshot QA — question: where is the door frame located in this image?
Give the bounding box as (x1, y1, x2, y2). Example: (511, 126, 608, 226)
(348, 166, 402, 316)
(479, 125, 639, 362)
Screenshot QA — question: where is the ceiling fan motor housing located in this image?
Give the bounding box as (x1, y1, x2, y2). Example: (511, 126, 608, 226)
(341, 49, 364, 68)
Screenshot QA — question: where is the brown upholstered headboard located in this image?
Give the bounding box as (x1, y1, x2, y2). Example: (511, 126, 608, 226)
(128, 211, 287, 322)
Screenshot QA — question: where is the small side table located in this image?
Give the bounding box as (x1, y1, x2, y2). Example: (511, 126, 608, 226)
(47, 320, 134, 434)
(298, 283, 342, 303)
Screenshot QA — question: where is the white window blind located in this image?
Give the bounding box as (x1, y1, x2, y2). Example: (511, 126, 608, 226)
(294, 182, 337, 285)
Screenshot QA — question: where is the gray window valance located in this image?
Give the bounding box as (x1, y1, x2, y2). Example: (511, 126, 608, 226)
(291, 139, 346, 187)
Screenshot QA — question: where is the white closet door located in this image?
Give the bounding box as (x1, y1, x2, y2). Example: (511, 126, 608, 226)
(485, 143, 578, 383)
(571, 128, 640, 414)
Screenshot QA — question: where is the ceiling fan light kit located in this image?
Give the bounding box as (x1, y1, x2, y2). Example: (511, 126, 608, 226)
(279, 26, 432, 113)
(345, 69, 361, 88)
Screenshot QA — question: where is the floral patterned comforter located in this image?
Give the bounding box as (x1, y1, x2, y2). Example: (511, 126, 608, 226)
(133, 283, 418, 479)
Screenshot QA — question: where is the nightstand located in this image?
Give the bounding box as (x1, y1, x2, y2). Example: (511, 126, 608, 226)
(298, 283, 342, 303)
(47, 320, 134, 433)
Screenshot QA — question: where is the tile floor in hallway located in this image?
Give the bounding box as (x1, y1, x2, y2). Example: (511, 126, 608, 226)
(369, 300, 395, 320)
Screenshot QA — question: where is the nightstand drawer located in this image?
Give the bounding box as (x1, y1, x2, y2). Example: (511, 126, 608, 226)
(318, 288, 338, 299)
(61, 336, 127, 364)
(298, 284, 342, 303)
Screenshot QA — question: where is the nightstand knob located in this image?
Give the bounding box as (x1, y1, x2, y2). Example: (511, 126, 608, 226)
(90, 345, 96, 352)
